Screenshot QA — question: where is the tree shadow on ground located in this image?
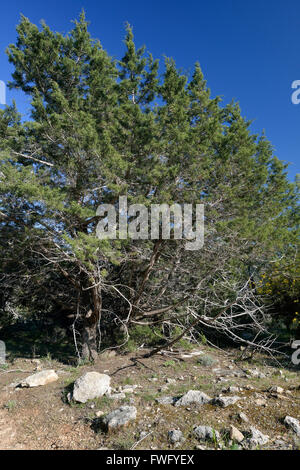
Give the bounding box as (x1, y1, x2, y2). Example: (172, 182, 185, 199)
(0, 321, 77, 364)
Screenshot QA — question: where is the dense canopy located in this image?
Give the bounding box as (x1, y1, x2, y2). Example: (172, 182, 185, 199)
(0, 13, 299, 360)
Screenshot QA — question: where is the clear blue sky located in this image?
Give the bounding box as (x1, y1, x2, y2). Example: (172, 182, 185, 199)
(0, 0, 299, 181)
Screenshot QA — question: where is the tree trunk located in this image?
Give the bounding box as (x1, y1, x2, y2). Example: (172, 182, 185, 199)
(81, 285, 102, 362)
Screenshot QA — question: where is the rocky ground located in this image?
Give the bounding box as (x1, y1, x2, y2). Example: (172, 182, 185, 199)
(0, 345, 299, 450)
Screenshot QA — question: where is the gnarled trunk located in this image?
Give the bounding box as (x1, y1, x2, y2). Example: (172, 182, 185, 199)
(81, 285, 102, 362)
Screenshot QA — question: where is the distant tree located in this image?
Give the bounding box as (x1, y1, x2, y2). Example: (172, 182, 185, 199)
(257, 257, 300, 332)
(0, 13, 298, 359)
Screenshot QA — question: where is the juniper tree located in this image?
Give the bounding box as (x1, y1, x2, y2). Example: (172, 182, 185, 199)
(0, 13, 298, 359)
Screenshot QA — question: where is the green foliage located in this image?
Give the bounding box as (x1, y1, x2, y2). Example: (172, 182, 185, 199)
(4, 400, 17, 412)
(121, 325, 163, 352)
(257, 259, 300, 332)
(0, 11, 298, 358)
(163, 360, 176, 367)
(199, 333, 208, 345)
(122, 377, 134, 386)
(197, 354, 217, 367)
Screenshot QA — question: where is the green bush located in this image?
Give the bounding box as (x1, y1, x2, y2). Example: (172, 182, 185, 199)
(257, 262, 300, 332)
(197, 354, 217, 367)
(121, 325, 164, 352)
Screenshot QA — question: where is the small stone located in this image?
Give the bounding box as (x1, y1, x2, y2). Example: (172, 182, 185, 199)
(168, 429, 184, 444)
(158, 385, 169, 392)
(193, 425, 220, 442)
(243, 427, 269, 448)
(284, 416, 300, 436)
(122, 388, 135, 394)
(213, 395, 240, 408)
(223, 386, 240, 393)
(238, 412, 249, 423)
(95, 411, 104, 417)
(109, 392, 126, 400)
(101, 406, 137, 431)
(229, 425, 244, 443)
(274, 439, 286, 447)
(19, 370, 59, 388)
(268, 386, 284, 394)
(175, 390, 212, 407)
(123, 384, 138, 391)
(156, 396, 177, 405)
(255, 398, 267, 406)
(244, 385, 254, 390)
(166, 378, 176, 384)
(216, 377, 229, 383)
(276, 394, 290, 400)
(247, 369, 266, 379)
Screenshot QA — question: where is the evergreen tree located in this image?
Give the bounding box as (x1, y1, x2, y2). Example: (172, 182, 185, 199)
(0, 13, 298, 359)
